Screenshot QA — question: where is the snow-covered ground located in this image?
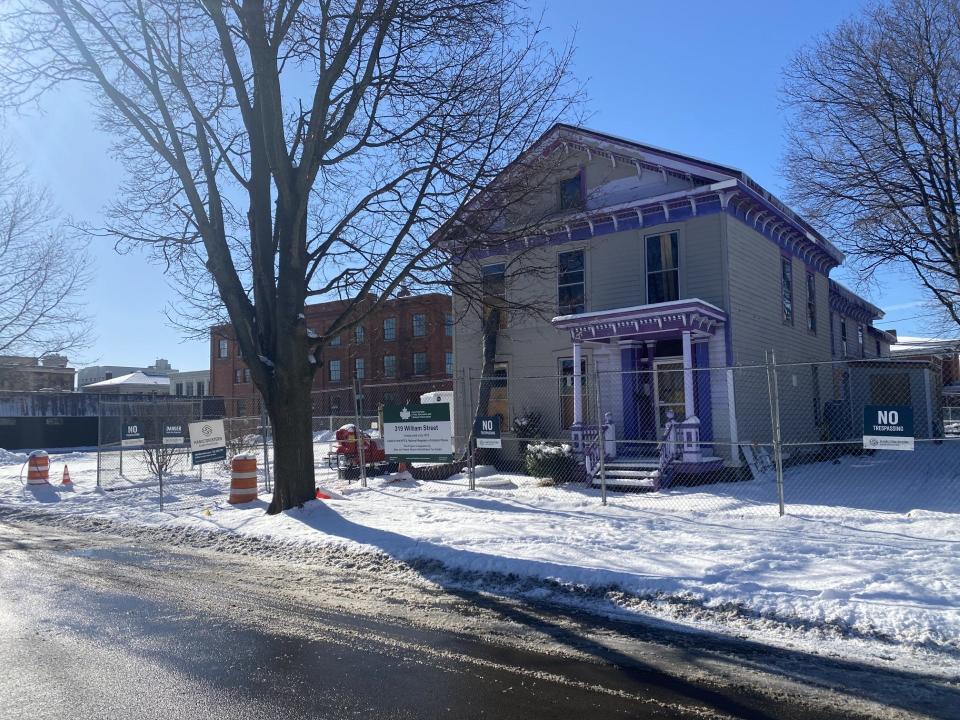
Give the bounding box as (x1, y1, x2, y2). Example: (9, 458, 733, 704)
(1, 443, 958, 677)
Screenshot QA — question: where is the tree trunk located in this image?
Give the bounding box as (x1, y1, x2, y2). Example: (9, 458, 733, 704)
(472, 306, 501, 465)
(266, 370, 316, 514)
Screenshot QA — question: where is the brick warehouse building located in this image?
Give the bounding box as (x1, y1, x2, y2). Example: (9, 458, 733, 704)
(209, 292, 453, 410)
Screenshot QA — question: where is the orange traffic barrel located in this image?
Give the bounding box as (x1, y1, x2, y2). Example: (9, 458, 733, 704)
(27, 451, 49, 485)
(228, 453, 258, 504)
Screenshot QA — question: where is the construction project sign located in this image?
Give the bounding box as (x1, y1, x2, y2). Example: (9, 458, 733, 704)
(383, 403, 453, 462)
(189, 419, 227, 465)
(863, 405, 914, 451)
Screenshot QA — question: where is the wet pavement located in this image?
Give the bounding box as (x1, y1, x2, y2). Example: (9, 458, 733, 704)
(0, 516, 956, 719)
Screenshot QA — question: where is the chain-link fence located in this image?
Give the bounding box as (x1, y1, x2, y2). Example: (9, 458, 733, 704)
(96, 396, 272, 509)
(446, 354, 959, 520)
(92, 354, 959, 521)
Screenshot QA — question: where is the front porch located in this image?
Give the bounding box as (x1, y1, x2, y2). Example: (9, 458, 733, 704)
(552, 299, 732, 485)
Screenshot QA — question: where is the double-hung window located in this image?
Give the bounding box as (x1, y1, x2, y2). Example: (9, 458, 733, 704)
(354, 358, 365, 380)
(841, 319, 848, 357)
(557, 249, 585, 315)
(354, 325, 365, 344)
(383, 355, 396, 378)
(413, 352, 427, 375)
(218, 339, 229, 358)
(781, 257, 794, 325)
(481, 263, 507, 329)
(383, 317, 396, 341)
(329, 359, 341, 382)
(558, 173, 582, 211)
(445, 351, 454, 376)
(412, 313, 427, 337)
(806, 272, 817, 333)
(646, 232, 679, 304)
(445, 314, 453, 336)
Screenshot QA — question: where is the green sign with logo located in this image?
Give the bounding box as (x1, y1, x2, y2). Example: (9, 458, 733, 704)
(383, 403, 452, 462)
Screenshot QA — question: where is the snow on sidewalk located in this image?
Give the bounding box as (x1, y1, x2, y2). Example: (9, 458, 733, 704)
(1, 444, 958, 675)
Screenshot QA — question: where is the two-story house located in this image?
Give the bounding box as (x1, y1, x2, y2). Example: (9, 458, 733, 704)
(452, 124, 895, 473)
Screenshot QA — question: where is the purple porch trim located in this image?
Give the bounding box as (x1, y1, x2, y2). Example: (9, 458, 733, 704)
(694, 342, 713, 442)
(620, 347, 639, 441)
(640, 343, 657, 441)
(553, 299, 726, 344)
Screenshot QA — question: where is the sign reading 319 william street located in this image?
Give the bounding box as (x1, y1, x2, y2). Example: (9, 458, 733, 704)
(863, 405, 914, 451)
(383, 403, 452, 462)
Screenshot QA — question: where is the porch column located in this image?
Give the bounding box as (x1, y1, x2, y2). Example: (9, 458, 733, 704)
(682, 330, 695, 419)
(573, 340, 583, 425)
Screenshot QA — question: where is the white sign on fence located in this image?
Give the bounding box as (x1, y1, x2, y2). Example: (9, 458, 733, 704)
(188, 419, 227, 465)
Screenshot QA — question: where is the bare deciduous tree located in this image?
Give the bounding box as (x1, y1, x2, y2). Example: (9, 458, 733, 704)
(0, 0, 576, 512)
(0, 146, 92, 358)
(783, 0, 960, 326)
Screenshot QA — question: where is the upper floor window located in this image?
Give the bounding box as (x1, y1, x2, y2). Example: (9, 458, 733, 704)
(445, 314, 454, 337)
(646, 232, 679, 304)
(412, 313, 427, 337)
(413, 351, 427, 375)
(558, 173, 582, 211)
(841, 319, 848, 356)
(876, 339, 881, 356)
(858, 325, 865, 358)
(218, 339, 229, 358)
(243, 368, 251, 383)
(383, 317, 396, 341)
(354, 325, 365, 344)
(481, 262, 507, 329)
(329, 334, 341, 347)
(234, 369, 243, 384)
(383, 355, 396, 378)
(445, 351, 454, 376)
(354, 358, 365, 380)
(557, 249, 585, 315)
(806, 272, 817, 333)
(781, 257, 794, 325)
(329, 359, 341, 382)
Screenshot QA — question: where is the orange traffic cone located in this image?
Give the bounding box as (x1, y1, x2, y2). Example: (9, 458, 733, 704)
(61, 465, 72, 485)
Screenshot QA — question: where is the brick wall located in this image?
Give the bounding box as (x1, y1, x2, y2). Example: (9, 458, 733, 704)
(210, 293, 453, 398)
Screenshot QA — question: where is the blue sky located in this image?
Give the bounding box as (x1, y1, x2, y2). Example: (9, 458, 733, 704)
(3, 0, 933, 371)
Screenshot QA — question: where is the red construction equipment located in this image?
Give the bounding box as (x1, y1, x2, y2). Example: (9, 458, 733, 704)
(332, 424, 385, 466)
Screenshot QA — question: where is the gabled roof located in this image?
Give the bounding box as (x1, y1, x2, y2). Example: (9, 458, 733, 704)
(454, 124, 845, 272)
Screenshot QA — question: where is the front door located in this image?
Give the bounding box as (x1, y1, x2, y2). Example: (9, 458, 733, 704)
(653, 359, 685, 436)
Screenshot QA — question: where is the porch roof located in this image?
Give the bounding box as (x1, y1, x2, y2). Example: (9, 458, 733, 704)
(552, 299, 727, 343)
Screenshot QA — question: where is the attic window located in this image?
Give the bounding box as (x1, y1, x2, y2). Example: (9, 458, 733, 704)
(559, 173, 582, 211)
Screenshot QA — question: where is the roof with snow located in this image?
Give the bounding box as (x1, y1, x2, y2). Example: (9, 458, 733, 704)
(83, 371, 170, 389)
(889, 336, 960, 356)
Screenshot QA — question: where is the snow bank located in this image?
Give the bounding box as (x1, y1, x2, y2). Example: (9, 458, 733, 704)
(0, 449, 28, 465)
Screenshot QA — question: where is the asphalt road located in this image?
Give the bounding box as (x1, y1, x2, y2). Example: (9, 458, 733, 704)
(0, 516, 956, 720)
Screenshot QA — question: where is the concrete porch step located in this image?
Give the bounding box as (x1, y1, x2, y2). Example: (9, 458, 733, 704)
(601, 468, 660, 479)
(591, 476, 659, 490)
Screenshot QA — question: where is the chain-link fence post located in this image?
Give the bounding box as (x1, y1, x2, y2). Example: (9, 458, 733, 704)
(765, 350, 786, 517)
(594, 367, 607, 505)
(96, 395, 102, 488)
(467, 367, 476, 491)
(353, 378, 367, 488)
(261, 403, 271, 494)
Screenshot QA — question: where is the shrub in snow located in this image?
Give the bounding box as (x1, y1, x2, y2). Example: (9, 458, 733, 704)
(512, 410, 544, 456)
(524, 442, 575, 482)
